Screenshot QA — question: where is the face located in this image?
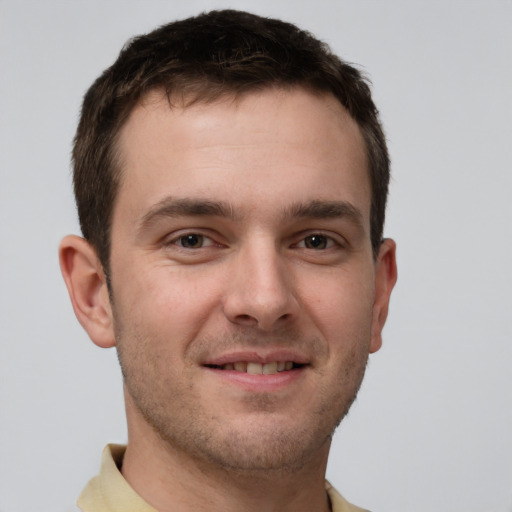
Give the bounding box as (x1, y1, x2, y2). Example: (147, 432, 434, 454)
(108, 88, 394, 473)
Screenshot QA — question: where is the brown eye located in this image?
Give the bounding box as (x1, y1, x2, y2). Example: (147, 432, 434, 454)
(304, 234, 329, 249)
(179, 234, 204, 248)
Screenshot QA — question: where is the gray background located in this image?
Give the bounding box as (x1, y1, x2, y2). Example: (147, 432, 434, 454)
(1, 1, 511, 511)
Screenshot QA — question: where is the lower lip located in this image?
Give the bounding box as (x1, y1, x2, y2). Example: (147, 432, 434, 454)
(204, 367, 306, 392)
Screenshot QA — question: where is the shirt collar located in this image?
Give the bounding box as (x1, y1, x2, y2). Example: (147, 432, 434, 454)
(78, 444, 367, 512)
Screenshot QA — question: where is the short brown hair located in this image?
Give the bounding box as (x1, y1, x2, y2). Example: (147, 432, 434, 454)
(73, 9, 390, 272)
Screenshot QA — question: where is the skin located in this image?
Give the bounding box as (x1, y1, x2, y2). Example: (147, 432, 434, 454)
(60, 87, 397, 512)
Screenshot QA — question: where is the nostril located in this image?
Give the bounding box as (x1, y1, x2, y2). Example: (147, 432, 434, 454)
(234, 314, 258, 326)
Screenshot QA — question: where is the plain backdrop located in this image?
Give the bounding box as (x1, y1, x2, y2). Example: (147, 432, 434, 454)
(1, 1, 511, 511)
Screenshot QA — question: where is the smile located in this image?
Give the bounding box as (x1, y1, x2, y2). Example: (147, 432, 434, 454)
(205, 361, 304, 375)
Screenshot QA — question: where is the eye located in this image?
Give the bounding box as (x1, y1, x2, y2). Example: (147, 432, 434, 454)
(297, 234, 336, 250)
(173, 233, 214, 249)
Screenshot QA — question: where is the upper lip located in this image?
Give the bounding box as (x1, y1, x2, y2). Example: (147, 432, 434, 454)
(203, 350, 310, 366)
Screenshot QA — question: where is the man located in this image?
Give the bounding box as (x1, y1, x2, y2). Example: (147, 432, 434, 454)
(60, 9, 397, 512)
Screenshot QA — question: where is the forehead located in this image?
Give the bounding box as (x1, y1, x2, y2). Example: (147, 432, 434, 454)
(114, 87, 370, 229)
(123, 86, 365, 152)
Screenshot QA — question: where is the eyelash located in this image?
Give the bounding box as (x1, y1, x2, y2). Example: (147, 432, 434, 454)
(294, 233, 340, 250)
(168, 233, 217, 249)
(166, 231, 343, 251)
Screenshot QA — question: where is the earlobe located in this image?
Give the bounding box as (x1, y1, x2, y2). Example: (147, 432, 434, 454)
(369, 238, 397, 354)
(59, 235, 116, 348)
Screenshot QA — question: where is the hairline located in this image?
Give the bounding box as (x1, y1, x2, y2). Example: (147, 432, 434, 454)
(102, 82, 379, 275)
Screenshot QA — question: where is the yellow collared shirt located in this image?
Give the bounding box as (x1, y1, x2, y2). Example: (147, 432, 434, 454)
(78, 445, 369, 512)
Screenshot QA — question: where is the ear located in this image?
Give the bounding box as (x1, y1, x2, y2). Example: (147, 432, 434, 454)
(369, 238, 397, 354)
(59, 235, 115, 348)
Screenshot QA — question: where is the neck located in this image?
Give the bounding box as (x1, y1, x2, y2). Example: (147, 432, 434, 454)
(122, 403, 332, 512)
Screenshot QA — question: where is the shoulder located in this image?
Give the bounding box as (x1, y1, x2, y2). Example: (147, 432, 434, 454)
(326, 481, 371, 512)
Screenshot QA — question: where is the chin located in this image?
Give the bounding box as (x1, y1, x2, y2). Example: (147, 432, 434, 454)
(197, 424, 331, 473)
(153, 408, 340, 474)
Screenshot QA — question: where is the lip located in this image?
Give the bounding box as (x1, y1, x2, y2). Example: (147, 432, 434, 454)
(204, 364, 307, 393)
(202, 349, 311, 393)
(203, 350, 310, 366)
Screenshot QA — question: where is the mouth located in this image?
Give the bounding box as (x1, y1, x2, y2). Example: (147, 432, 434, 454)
(204, 361, 305, 375)
(202, 352, 309, 392)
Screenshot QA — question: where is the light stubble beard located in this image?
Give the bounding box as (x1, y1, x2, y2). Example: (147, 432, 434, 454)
(116, 326, 370, 476)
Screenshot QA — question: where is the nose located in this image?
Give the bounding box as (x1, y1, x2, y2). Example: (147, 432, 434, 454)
(222, 240, 299, 331)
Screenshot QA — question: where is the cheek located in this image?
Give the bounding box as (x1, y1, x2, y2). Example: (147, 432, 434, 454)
(114, 264, 224, 348)
(298, 269, 375, 348)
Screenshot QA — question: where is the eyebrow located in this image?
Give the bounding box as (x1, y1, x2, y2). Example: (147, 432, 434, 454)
(138, 197, 238, 232)
(284, 200, 364, 227)
(138, 196, 364, 232)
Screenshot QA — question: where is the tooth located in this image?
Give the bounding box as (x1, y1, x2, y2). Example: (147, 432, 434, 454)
(262, 362, 278, 375)
(277, 361, 286, 372)
(247, 362, 263, 375)
(234, 362, 247, 372)
(285, 361, 293, 370)
(223, 363, 234, 370)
